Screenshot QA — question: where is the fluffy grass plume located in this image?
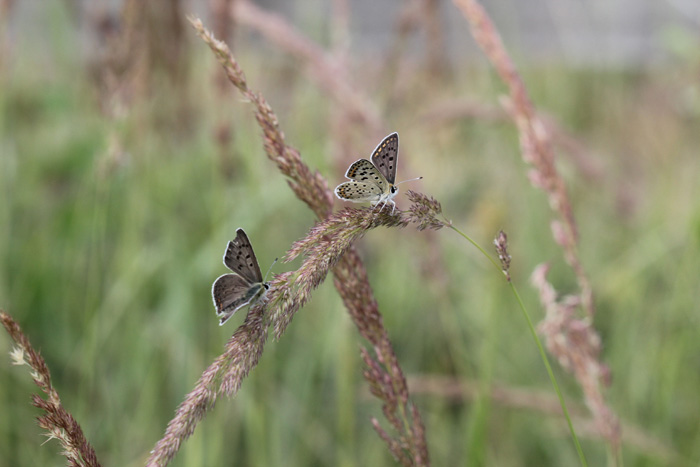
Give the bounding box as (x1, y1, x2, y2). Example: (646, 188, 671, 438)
(1, 311, 102, 467)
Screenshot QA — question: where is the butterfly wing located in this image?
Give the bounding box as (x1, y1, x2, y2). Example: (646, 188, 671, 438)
(222, 228, 264, 284)
(344, 159, 388, 191)
(370, 132, 399, 185)
(212, 273, 254, 317)
(335, 181, 384, 202)
(212, 274, 268, 325)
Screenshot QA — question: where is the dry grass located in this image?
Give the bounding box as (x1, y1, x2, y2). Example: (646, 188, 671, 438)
(144, 17, 436, 466)
(453, 0, 620, 454)
(3, 0, 693, 465)
(1, 311, 101, 467)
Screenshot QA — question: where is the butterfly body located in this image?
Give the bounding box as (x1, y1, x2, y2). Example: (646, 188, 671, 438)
(335, 132, 401, 213)
(212, 229, 270, 326)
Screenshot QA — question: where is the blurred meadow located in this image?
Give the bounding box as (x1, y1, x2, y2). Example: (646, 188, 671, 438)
(1, 0, 700, 466)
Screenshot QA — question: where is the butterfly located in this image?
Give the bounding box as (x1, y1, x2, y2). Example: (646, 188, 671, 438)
(334, 132, 421, 214)
(212, 229, 271, 326)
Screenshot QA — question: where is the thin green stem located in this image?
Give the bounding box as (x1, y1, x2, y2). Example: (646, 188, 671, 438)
(447, 223, 588, 467)
(508, 283, 588, 467)
(447, 224, 501, 273)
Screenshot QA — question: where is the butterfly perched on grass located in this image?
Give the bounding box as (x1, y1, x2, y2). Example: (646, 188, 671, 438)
(211, 229, 271, 326)
(334, 132, 421, 214)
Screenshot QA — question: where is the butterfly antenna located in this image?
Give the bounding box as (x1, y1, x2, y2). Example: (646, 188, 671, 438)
(264, 258, 278, 282)
(395, 176, 423, 186)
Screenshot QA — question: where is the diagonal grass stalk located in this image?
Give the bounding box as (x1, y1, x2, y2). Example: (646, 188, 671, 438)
(447, 222, 588, 467)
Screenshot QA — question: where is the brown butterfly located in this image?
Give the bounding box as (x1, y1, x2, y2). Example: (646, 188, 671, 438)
(211, 229, 270, 325)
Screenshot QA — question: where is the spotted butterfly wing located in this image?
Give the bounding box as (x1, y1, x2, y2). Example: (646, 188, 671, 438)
(344, 159, 389, 191)
(334, 158, 389, 203)
(334, 180, 384, 202)
(223, 229, 263, 284)
(370, 132, 399, 185)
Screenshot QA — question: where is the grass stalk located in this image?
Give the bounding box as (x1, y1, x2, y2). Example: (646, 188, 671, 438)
(1, 310, 102, 467)
(146, 17, 433, 466)
(451, 0, 621, 457)
(407, 191, 588, 465)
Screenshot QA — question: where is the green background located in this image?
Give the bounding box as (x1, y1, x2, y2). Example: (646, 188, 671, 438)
(1, 2, 699, 465)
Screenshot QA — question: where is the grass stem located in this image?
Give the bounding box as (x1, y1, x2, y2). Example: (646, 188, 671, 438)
(447, 224, 588, 467)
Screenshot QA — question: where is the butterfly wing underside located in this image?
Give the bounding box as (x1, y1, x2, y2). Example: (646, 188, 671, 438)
(370, 132, 399, 185)
(345, 159, 388, 190)
(223, 229, 263, 284)
(212, 273, 254, 316)
(335, 158, 388, 203)
(334, 180, 384, 202)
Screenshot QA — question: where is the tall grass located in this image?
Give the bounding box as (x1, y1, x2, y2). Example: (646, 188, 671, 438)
(2, 0, 700, 466)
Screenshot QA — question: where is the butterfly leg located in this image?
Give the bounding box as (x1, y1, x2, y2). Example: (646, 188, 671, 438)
(381, 199, 392, 214)
(372, 198, 395, 215)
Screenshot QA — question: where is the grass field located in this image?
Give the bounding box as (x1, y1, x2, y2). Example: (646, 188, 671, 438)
(1, 2, 700, 466)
